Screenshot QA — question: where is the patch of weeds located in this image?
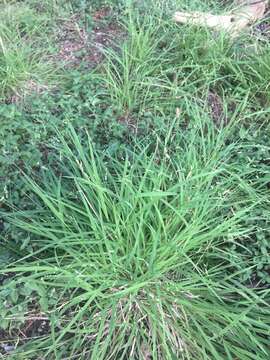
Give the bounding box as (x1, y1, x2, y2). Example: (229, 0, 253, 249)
(0, 278, 57, 357)
(0, 3, 48, 38)
(230, 205, 270, 286)
(25, 0, 70, 14)
(1, 122, 270, 358)
(70, 0, 124, 11)
(226, 123, 270, 285)
(0, 71, 129, 215)
(101, 4, 270, 117)
(242, 47, 270, 103)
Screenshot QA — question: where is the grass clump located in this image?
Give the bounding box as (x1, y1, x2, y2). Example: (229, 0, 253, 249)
(1, 121, 270, 359)
(0, 34, 51, 101)
(0, 3, 58, 101)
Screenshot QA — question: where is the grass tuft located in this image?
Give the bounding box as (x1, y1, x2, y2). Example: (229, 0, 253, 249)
(0, 3, 58, 101)
(1, 121, 270, 359)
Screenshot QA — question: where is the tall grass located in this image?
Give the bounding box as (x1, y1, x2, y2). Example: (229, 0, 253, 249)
(102, 2, 270, 114)
(0, 3, 57, 101)
(1, 119, 269, 359)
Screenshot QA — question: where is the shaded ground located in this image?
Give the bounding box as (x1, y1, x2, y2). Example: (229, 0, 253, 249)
(0, 316, 50, 356)
(207, 91, 237, 126)
(207, 91, 226, 125)
(56, 8, 125, 69)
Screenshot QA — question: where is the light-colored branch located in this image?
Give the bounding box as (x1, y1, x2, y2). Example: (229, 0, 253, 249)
(173, 1, 268, 37)
(174, 12, 233, 30)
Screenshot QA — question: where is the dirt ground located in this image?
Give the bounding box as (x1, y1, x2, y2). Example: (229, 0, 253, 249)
(56, 7, 125, 69)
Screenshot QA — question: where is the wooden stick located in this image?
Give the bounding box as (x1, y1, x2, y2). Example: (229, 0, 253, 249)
(173, 1, 268, 37)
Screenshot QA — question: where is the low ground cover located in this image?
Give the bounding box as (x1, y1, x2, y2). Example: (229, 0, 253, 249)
(0, 0, 269, 358)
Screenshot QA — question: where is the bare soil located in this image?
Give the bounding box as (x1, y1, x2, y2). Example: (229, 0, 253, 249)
(0, 315, 50, 356)
(207, 91, 227, 125)
(56, 8, 125, 69)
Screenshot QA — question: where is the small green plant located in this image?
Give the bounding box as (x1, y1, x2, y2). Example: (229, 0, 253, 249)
(226, 124, 270, 285)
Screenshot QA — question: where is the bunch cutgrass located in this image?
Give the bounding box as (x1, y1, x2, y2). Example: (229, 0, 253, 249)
(2, 120, 269, 359)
